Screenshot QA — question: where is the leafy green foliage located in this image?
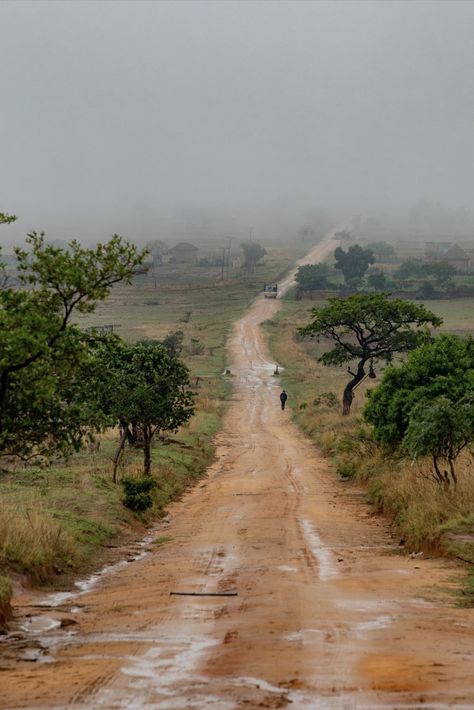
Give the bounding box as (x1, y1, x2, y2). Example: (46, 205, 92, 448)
(417, 280, 436, 298)
(240, 242, 267, 268)
(394, 259, 456, 289)
(313, 391, 338, 408)
(366, 272, 394, 292)
(333, 245, 375, 286)
(121, 475, 157, 512)
(402, 395, 474, 485)
(364, 334, 474, 446)
(0, 213, 17, 225)
(0, 232, 146, 462)
(91, 338, 195, 475)
(295, 263, 334, 291)
(393, 258, 426, 280)
(424, 261, 456, 286)
(299, 293, 442, 414)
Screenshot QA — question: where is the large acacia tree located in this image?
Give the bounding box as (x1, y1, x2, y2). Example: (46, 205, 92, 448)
(299, 293, 442, 415)
(0, 230, 146, 462)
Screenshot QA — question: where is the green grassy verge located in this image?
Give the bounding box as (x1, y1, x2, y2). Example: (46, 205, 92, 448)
(264, 295, 474, 604)
(0, 246, 302, 595)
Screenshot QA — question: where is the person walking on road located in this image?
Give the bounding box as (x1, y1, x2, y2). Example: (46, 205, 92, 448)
(280, 389, 288, 411)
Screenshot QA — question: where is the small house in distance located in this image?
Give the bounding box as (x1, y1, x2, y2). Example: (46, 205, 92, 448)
(168, 242, 198, 264)
(424, 242, 470, 273)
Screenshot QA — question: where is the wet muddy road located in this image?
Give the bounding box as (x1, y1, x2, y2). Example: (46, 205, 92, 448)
(2, 231, 474, 708)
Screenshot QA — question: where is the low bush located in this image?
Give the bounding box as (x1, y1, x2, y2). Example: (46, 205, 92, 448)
(121, 475, 157, 512)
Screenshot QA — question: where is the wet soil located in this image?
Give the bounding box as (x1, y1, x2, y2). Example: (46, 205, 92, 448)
(1, 230, 474, 708)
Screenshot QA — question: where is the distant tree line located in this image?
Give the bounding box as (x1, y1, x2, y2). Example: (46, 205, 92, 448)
(295, 242, 472, 299)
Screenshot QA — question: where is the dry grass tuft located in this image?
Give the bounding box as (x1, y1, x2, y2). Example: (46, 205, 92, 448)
(0, 494, 77, 582)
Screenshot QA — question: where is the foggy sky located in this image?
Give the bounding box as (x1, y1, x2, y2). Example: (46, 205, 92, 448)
(1, 0, 474, 243)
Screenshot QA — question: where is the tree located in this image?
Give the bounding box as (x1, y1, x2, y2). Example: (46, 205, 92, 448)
(92, 338, 195, 477)
(0, 212, 17, 225)
(295, 263, 333, 291)
(402, 395, 474, 487)
(333, 245, 375, 287)
(364, 334, 474, 446)
(299, 293, 442, 415)
(393, 258, 426, 281)
(366, 272, 393, 292)
(0, 232, 146, 462)
(240, 243, 266, 270)
(423, 261, 456, 287)
(0, 213, 17, 289)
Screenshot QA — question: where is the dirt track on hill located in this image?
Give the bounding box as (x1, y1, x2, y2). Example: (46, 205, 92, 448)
(2, 229, 474, 708)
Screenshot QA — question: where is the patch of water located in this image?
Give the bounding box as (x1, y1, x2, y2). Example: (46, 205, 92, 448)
(232, 676, 334, 709)
(336, 598, 393, 613)
(300, 518, 338, 581)
(93, 634, 220, 708)
(353, 615, 394, 638)
(277, 565, 298, 573)
(37, 530, 157, 608)
(20, 616, 61, 634)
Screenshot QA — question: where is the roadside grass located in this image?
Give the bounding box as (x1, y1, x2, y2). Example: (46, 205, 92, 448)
(265, 295, 474, 602)
(0, 246, 301, 598)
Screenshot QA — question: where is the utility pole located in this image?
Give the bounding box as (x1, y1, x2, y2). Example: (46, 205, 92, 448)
(221, 247, 226, 281)
(226, 237, 232, 278)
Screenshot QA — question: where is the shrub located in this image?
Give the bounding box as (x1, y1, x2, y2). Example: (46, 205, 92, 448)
(121, 476, 157, 512)
(313, 391, 338, 408)
(336, 461, 357, 479)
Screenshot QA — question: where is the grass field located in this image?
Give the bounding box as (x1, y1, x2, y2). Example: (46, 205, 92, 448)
(0, 245, 303, 598)
(265, 293, 474, 603)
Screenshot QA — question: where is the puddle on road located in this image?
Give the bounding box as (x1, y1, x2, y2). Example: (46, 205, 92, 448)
(300, 518, 338, 581)
(20, 616, 61, 634)
(36, 529, 158, 610)
(93, 634, 223, 708)
(353, 615, 394, 637)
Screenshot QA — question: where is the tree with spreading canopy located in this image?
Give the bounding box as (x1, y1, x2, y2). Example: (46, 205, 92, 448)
(240, 243, 266, 270)
(333, 245, 375, 287)
(364, 334, 474, 445)
(90, 338, 195, 478)
(299, 293, 442, 415)
(393, 257, 426, 281)
(295, 263, 334, 291)
(423, 261, 456, 287)
(402, 395, 474, 488)
(0, 230, 146, 463)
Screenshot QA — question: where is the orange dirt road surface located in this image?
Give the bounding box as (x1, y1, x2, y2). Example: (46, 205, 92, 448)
(2, 229, 474, 709)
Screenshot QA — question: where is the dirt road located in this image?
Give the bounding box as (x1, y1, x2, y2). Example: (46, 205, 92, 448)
(2, 230, 474, 708)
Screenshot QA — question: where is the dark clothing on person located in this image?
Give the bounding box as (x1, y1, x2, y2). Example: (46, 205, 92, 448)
(280, 390, 288, 410)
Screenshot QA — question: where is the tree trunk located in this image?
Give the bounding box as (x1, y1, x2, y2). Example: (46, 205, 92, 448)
(432, 455, 445, 486)
(143, 427, 152, 476)
(112, 427, 128, 483)
(448, 458, 457, 489)
(342, 361, 366, 416)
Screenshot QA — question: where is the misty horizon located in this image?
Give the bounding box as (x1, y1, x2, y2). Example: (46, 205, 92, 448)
(2, 0, 474, 246)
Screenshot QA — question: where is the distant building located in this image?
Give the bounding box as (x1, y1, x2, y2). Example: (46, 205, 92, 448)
(425, 242, 452, 260)
(168, 242, 198, 264)
(424, 241, 470, 273)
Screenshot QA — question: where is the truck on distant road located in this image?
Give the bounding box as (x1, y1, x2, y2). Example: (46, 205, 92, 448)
(263, 283, 278, 298)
